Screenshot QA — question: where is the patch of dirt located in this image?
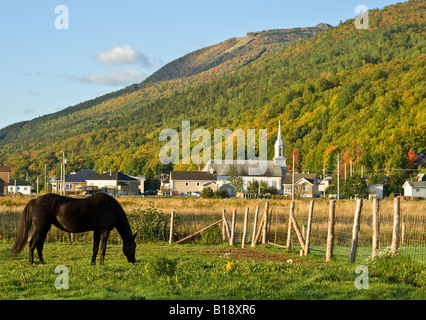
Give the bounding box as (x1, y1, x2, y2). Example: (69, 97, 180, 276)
(182, 247, 300, 263)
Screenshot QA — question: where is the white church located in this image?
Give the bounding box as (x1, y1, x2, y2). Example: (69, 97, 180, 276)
(202, 122, 287, 192)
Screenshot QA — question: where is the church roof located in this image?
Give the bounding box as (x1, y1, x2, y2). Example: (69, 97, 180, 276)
(202, 160, 286, 177)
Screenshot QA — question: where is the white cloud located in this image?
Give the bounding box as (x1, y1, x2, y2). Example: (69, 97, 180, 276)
(73, 69, 147, 86)
(95, 45, 151, 67)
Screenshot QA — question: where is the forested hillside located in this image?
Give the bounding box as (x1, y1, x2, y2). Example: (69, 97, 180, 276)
(0, 0, 424, 190)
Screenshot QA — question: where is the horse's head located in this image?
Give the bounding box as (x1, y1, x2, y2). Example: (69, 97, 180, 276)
(123, 232, 137, 263)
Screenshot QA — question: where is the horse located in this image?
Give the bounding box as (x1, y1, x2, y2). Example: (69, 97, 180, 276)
(10, 192, 137, 265)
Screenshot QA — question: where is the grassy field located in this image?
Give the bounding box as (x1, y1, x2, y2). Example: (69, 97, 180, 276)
(0, 242, 424, 300)
(0, 196, 425, 301)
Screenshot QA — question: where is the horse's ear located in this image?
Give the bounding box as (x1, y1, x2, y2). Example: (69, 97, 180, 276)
(133, 232, 138, 240)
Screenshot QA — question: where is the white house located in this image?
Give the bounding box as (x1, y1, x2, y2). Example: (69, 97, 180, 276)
(202, 121, 287, 192)
(367, 184, 384, 200)
(402, 181, 426, 198)
(8, 179, 32, 195)
(318, 176, 333, 196)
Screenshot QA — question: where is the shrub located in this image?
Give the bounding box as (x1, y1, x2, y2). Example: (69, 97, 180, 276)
(201, 187, 214, 198)
(129, 203, 169, 242)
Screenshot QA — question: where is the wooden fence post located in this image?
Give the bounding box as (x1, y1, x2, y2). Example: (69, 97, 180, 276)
(251, 208, 266, 248)
(222, 209, 231, 242)
(304, 200, 314, 256)
(289, 202, 306, 253)
(286, 202, 294, 252)
(222, 209, 226, 242)
(401, 222, 406, 246)
(372, 198, 380, 259)
(326, 200, 336, 262)
(241, 207, 249, 248)
(261, 201, 269, 245)
(169, 211, 175, 244)
(391, 197, 401, 255)
(349, 199, 363, 263)
(251, 204, 260, 247)
(230, 209, 236, 246)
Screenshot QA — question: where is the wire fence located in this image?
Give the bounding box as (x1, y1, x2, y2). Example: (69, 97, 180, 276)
(0, 198, 424, 266)
(266, 199, 425, 266)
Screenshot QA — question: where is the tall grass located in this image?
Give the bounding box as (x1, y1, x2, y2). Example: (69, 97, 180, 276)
(0, 196, 424, 265)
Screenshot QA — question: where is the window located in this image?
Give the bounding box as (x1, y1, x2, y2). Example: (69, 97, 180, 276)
(304, 184, 310, 192)
(196, 182, 200, 187)
(185, 182, 189, 187)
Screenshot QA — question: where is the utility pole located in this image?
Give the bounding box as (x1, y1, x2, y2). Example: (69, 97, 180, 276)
(44, 163, 47, 193)
(337, 155, 340, 201)
(62, 152, 67, 196)
(60, 163, 63, 195)
(292, 154, 295, 200)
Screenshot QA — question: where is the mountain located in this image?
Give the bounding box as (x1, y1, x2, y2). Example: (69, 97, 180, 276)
(0, 0, 424, 192)
(144, 23, 332, 83)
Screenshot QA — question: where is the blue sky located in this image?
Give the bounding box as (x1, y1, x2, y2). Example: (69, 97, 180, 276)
(0, 0, 404, 129)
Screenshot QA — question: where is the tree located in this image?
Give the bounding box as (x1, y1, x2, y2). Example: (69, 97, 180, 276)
(341, 174, 368, 199)
(247, 179, 259, 194)
(288, 149, 302, 172)
(227, 168, 244, 192)
(406, 148, 418, 169)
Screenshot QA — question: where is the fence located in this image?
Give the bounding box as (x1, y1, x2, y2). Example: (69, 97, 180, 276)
(168, 198, 425, 266)
(0, 197, 424, 266)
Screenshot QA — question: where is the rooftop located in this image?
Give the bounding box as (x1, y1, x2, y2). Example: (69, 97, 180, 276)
(170, 171, 217, 181)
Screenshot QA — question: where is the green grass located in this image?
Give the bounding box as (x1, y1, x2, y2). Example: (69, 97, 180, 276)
(0, 242, 424, 300)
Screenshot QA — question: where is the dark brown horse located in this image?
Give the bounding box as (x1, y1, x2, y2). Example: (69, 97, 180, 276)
(10, 193, 137, 264)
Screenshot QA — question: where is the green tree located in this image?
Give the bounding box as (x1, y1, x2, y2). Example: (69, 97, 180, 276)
(227, 168, 244, 192)
(341, 174, 368, 199)
(247, 179, 259, 194)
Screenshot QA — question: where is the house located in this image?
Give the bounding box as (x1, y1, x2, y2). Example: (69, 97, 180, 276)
(282, 173, 320, 198)
(202, 121, 287, 192)
(160, 176, 171, 195)
(8, 178, 33, 195)
(318, 176, 333, 197)
(130, 176, 145, 194)
(53, 169, 98, 194)
(169, 171, 217, 195)
(86, 171, 140, 196)
(367, 184, 384, 200)
(0, 166, 11, 196)
(402, 181, 426, 198)
(220, 183, 236, 197)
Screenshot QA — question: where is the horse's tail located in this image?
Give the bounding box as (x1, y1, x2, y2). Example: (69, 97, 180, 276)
(10, 200, 34, 258)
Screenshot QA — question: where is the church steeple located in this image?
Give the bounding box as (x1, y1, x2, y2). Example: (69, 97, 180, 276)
(274, 121, 286, 167)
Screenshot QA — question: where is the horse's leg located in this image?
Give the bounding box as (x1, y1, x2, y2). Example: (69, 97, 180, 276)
(28, 224, 50, 264)
(99, 230, 110, 265)
(35, 226, 50, 264)
(28, 234, 36, 264)
(91, 231, 100, 265)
